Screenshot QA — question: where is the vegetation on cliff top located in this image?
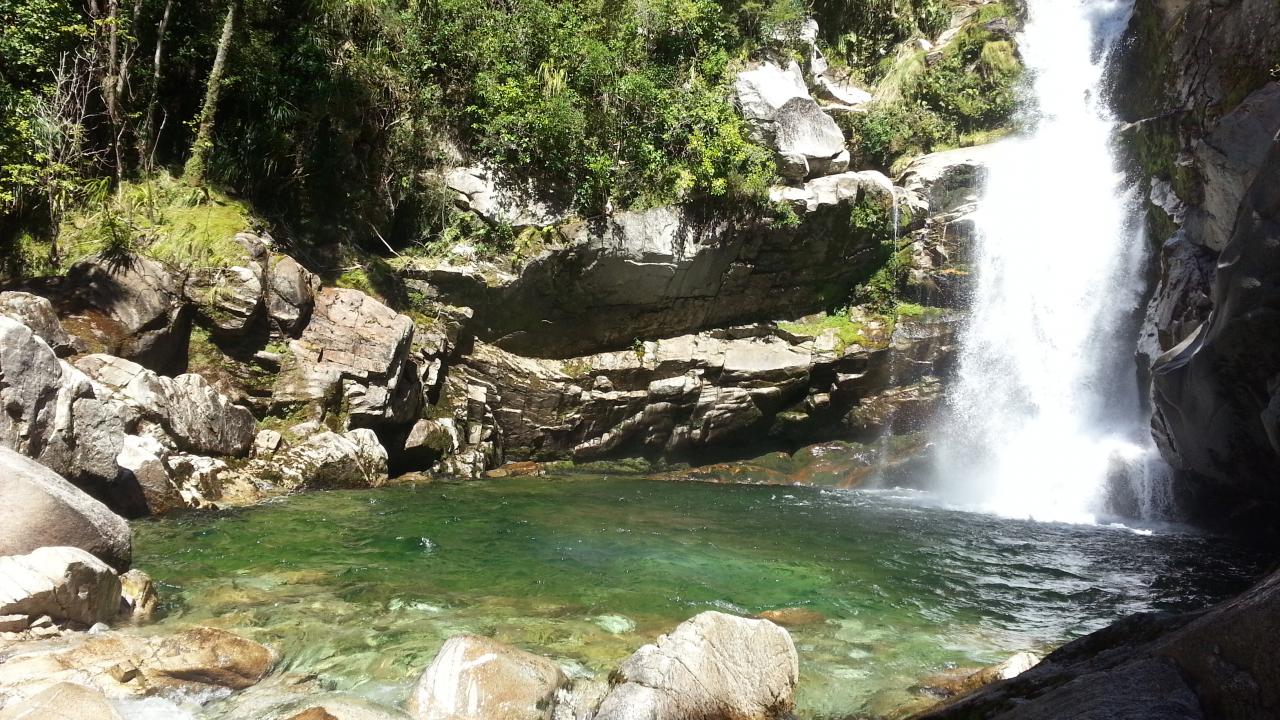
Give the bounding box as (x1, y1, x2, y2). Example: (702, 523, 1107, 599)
(1, 0, 996, 280)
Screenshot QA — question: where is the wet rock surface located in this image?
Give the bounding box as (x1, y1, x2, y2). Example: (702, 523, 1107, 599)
(0, 626, 275, 705)
(915, 567, 1280, 720)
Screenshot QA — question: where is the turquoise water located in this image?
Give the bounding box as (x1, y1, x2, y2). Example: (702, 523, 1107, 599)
(131, 476, 1264, 718)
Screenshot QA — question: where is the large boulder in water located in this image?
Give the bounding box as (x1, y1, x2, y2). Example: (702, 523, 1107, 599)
(0, 546, 121, 628)
(408, 634, 568, 720)
(0, 447, 131, 571)
(594, 611, 799, 720)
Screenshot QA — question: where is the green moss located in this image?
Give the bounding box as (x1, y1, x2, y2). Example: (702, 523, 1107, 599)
(895, 302, 947, 320)
(58, 173, 253, 271)
(560, 358, 595, 378)
(779, 313, 874, 352)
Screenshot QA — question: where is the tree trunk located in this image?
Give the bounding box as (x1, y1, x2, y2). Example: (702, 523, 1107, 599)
(141, 0, 176, 169)
(103, 0, 122, 181)
(183, 0, 238, 185)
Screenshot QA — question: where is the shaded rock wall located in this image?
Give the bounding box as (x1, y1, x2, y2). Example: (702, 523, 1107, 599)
(915, 565, 1280, 720)
(1112, 0, 1280, 528)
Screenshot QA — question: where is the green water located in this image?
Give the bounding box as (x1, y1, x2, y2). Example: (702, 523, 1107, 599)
(132, 476, 1264, 718)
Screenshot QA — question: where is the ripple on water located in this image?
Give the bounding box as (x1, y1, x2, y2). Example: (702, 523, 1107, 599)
(131, 477, 1266, 719)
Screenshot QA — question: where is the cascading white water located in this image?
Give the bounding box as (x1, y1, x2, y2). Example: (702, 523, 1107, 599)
(937, 0, 1163, 525)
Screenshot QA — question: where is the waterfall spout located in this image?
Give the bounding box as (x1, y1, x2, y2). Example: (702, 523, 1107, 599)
(935, 0, 1162, 525)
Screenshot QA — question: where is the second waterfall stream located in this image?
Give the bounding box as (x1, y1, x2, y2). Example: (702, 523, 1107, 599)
(935, 0, 1163, 524)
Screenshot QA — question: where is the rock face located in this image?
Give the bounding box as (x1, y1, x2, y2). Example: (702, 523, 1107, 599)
(443, 164, 570, 229)
(274, 288, 416, 426)
(409, 182, 919, 359)
(0, 448, 131, 571)
(458, 313, 957, 464)
(594, 611, 799, 720)
(409, 635, 568, 720)
(1110, 0, 1280, 528)
(76, 353, 256, 457)
(0, 547, 121, 628)
(1150, 142, 1280, 523)
(916, 567, 1280, 720)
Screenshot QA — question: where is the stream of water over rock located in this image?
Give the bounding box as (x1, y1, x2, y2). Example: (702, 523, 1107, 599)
(934, 0, 1166, 524)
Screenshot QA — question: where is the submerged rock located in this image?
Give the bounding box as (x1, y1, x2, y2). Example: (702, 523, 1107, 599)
(594, 611, 798, 720)
(0, 681, 123, 720)
(0, 447, 132, 571)
(409, 634, 568, 720)
(0, 626, 275, 704)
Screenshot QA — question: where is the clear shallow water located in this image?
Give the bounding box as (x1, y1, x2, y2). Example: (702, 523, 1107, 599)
(131, 477, 1265, 718)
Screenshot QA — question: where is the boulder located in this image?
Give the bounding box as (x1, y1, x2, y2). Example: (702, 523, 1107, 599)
(76, 354, 255, 457)
(118, 569, 158, 621)
(772, 97, 847, 180)
(0, 317, 92, 471)
(0, 291, 78, 356)
(64, 256, 187, 372)
(266, 254, 318, 335)
(0, 546, 121, 627)
(0, 682, 123, 720)
(0, 447, 131, 571)
(733, 60, 847, 180)
(273, 288, 414, 425)
(408, 635, 568, 720)
(594, 611, 798, 720)
(115, 434, 185, 515)
(265, 430, 389, 489)
(185, 264, 263, 333)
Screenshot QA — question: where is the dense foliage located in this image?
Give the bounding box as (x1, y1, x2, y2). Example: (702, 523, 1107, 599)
(845, 1, 1024, 171)
(1, 0, 1018, 275)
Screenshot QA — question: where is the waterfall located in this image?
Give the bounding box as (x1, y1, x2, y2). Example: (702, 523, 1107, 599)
(936, 0, 1163, 524)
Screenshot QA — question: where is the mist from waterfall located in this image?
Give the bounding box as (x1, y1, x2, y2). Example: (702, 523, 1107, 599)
(935, 0, 1164, 525)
